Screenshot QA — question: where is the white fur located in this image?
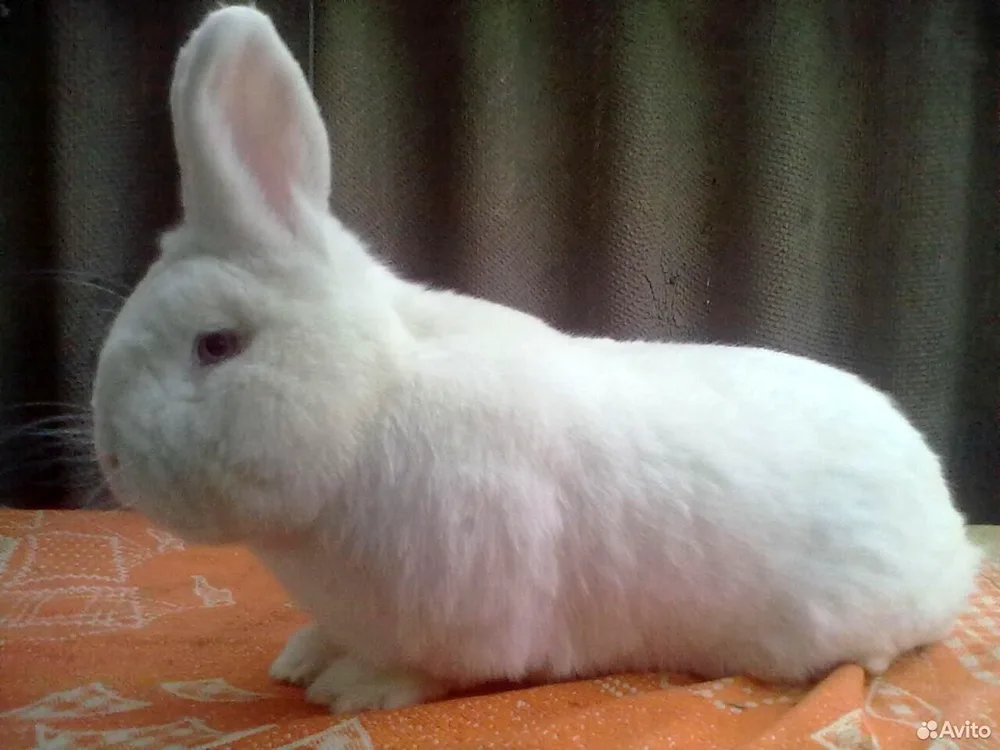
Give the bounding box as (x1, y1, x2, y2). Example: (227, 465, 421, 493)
(91, 4, 983, 713)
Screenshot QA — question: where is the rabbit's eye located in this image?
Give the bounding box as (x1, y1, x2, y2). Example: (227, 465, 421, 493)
(194, 330, 243, 366)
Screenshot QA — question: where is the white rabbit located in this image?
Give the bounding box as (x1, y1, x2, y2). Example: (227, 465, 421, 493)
(91, 4, 983, 714)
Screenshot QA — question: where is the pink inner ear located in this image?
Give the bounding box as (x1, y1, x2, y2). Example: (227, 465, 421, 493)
(210, 37, 301, 230)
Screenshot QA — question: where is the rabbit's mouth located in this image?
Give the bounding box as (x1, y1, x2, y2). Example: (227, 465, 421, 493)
(95, 451, 130, 507)
(135, 493, 248, 547)
(98, 451, 120, 474)
(102, 462, 247, 546)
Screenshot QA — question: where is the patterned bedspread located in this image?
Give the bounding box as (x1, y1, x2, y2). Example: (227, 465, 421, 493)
(1, 509, 997, 749)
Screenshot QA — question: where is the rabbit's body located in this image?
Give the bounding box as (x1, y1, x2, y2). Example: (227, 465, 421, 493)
(91, 5, 981, 713)
(253, 302, 976, 689)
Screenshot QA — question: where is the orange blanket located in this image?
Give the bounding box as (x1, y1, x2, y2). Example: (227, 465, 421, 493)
(1, 509, 997, 749)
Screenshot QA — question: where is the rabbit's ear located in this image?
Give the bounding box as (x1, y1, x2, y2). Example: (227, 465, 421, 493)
(169, 6, 331, 243)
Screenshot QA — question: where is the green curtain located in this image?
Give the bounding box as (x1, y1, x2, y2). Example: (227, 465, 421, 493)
(1, 0, 996, 521)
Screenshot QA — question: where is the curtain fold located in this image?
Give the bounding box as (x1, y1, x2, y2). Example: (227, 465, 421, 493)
(1, 0, 996, 521)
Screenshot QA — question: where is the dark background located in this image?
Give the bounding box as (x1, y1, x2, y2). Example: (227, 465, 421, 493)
(1, 0, 997, 521)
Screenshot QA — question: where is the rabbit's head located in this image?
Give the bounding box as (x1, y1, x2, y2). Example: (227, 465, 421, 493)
(91, 6, 401, 544)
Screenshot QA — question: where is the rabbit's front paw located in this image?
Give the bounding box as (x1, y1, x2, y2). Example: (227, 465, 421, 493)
(269, 622, 340, 687)
(305, 654, 446, 714)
